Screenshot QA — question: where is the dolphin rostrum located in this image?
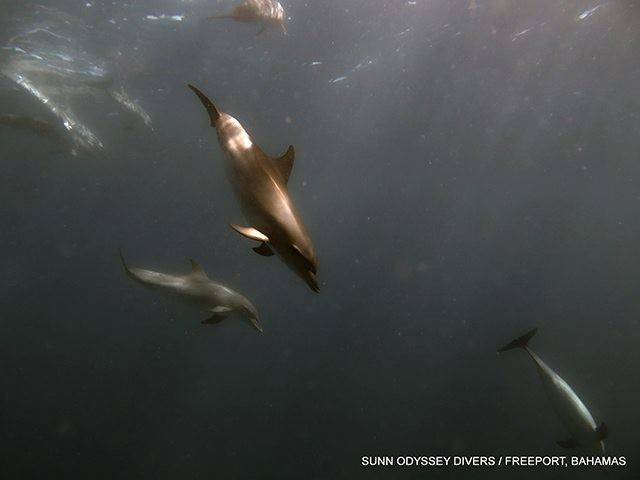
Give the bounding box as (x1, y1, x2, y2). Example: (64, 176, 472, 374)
(119, 251, 262, 332)
(498, 328, 607, 454)
(208, 0, 287, 35)
(188, 84, 320, 293)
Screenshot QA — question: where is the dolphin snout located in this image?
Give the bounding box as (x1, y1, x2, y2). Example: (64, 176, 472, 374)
(250, 316, 264, 333)
(240, 304, 263, 333)
(304, 271, 320, 293)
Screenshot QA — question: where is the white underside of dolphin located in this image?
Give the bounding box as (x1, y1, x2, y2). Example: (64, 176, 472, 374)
(498, 328, 607, 454)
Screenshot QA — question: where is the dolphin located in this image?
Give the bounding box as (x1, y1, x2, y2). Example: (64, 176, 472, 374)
(208, 0, 287, 35)
(119, 251, 263, 332)
(498, 328, 607, 454)
(187, 84, 320, 293)
(0, 113, 59, 136)
(0, 113, 76, 154)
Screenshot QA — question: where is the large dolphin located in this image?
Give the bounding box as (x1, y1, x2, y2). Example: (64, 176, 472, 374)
(498, 328, 607, 454)
(119, 251, 262, 332)
(187, 84, 320, 293)
(208, 0, 287, 35)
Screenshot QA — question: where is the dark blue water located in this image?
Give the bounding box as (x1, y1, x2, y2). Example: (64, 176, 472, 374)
(1, 1, 638, 478)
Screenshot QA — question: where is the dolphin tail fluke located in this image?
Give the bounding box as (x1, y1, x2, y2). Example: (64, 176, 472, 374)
(497, 328, 538, 353)
(253, 242, 274, 257)
(187, 84, 220, 126)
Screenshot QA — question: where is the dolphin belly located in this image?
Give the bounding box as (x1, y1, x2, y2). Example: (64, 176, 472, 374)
(529, 350, 603, 453)
(540, 371, 598, 443)
(224, 150, 297, 232)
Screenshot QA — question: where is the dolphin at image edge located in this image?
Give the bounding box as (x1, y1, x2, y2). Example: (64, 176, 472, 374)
(498, 328, 607, 454)
(208, 0, 287, 35)
(119, 250, 262, 332)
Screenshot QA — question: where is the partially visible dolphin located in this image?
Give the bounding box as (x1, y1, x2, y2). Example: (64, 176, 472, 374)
(0, 113, 59, 136)
(187, 84, 320, 293)
(119, 251, 262, 332)
(0, 113, 76, 155)
(208, 0, 287, 35)
(498, 328, 607, 454)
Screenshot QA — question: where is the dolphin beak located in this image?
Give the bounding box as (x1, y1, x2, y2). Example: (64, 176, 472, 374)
(305, 272, 320, 293)
(250, 316, 264, 333)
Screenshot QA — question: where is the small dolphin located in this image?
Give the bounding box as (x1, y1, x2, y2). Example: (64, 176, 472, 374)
(208, 0, 287, 35)
(498, 328, 607, 454)
(119, 251, 262, 332)
(188, 84, 319, 293)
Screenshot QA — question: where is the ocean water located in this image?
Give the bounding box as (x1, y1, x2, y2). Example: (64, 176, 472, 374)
(1, 1, 638, 479)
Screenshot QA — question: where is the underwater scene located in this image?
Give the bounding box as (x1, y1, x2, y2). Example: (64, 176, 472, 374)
(1, 1, 638, 478)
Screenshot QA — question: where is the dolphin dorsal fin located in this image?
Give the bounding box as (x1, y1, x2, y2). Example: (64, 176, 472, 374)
(272, 145, 295, 184)
(189, 259, 207, 278)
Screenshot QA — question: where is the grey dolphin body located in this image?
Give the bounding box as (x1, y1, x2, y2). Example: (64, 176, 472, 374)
(0, 113, 74, 153)
(208, 0, 287, 35)
(0, 113, 56, 134)
(498, 328, 607, 454)
(120, 251, 262, 332)
(0, 6, 153, 153)
(187, 84, 320, 293)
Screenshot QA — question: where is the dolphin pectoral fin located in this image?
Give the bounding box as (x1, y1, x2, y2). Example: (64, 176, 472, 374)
(253, 242, 274, 257)
(596, 422, 608, 441)
(202, 306, 233, 325)
(556, 439, 578, 449)
(201, 314, 227, 325)
(189, 259, 207, 278)
(273, 145, 295, 184)
(212, 306, 232, 314)
(230, 224, 270, 243)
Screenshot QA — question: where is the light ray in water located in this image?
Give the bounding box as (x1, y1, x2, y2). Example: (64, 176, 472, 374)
(109, 87, 153, 129)
(577, 3, 607, 21)
(144, 14, 185, 22)
(7, 72, 103, 151)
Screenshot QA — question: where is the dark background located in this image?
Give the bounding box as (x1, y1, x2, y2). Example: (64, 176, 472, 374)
(1, 0, 638, 478)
